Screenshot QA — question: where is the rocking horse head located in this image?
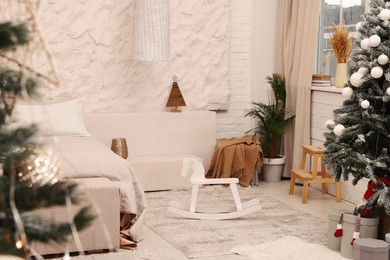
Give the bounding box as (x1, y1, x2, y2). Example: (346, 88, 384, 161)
(181, 157, 206, 181)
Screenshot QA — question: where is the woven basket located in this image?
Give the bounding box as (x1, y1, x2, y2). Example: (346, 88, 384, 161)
(377, 207, 390, 240)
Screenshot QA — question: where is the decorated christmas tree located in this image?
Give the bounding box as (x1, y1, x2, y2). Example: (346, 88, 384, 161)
(0, 3, 93, 259)
(324, 0, 390, 215)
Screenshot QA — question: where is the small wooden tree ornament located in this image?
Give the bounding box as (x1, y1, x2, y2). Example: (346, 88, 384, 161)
(166, 75, 186, 112)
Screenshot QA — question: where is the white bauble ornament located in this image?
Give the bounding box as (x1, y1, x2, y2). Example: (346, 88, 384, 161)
(371, 66, 384, 78)
(379, 9, 390, 20)
(355, 21, 363, 31)
(342, 87, 353, 98)
(387, 87, 390, 95)
(369, 35, 381, 47)
(325, 119, 335, 128)
(334, 124, 345, 136)
(361, 100, 370, 109)
(378, 54, 389, 65)
(361, 38, 370, 50)
(358, 67, 369, 75)
(350, 72, 364, 87)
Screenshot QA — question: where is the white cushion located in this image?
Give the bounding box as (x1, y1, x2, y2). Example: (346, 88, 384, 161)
(13, 98, 90, 137)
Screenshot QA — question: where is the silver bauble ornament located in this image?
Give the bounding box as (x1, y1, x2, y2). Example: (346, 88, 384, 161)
(378, 54, 389, 65)
(387, 87, 390, 95)
(369, 35, 381, 47)
(17, 147, 61, 187)
(371, 66, 384, 78)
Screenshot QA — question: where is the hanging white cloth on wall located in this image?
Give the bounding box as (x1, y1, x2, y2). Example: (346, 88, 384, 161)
(131, 0, 170, 61)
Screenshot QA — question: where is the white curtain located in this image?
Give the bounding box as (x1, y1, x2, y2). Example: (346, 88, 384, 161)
(275, 0, 321, 176)
(132, 0, 170, 61)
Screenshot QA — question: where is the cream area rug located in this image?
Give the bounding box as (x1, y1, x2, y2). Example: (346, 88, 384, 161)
(47, 249, 154, 260)
(145, 186, 332, 259)
(231, 236, 347, 260)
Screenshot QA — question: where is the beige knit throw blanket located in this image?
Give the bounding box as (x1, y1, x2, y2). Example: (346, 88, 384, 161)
(206, 135, 263, 187)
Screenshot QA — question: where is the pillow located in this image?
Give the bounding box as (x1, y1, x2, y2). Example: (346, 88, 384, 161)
(13, 98, 91, 137)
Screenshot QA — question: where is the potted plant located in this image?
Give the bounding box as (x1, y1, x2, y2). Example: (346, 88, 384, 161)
(245, 73, 294, 182)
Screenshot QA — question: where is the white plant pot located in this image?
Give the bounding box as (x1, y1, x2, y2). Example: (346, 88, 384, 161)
(261, 156, 286, 183)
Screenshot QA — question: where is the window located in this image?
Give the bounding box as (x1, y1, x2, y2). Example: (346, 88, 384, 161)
(317, 0, 369, 79)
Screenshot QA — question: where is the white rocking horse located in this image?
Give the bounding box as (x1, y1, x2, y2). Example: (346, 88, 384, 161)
(167, 157, 261, 220)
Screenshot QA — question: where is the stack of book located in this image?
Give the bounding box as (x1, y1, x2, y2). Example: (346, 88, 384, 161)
(312, 74, 331, 87)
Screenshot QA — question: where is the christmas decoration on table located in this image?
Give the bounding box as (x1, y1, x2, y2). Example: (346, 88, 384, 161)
(324, 0, 390, 219)
(166, 75, 186, 112)
(329, 23, 353, 88)
(0, 2, 93, 258)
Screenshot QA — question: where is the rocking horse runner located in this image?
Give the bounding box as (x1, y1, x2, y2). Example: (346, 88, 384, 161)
(167, 157, 262, 220)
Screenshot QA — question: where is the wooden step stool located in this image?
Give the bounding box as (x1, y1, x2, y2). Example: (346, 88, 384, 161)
(289, 145, 342, 203)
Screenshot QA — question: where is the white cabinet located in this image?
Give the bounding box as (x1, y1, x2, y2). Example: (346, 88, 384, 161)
(310, 87, 345, 146)
(310, 87, 367, 204)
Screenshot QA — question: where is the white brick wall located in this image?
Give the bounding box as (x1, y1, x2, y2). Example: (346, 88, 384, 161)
(215, 0, 278, 139)
(215, 0, 252, 139)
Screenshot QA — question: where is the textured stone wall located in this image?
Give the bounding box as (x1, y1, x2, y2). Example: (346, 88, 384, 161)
(37, 0, 280, 140)
(39, 0, 230, 112)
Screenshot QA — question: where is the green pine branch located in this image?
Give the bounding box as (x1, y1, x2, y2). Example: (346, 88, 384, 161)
(0, 126, 38, 165)
(15, 181, 81, 211)
(21, 206, 95, 244)
(0, 23, 29, 50)
(0, 17, 95, 257)
(0, 68, 38, 95)
(0, 175, 95, 250)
